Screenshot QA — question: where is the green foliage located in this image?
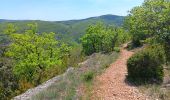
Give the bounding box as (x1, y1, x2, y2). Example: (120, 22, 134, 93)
(164, 45, 170, 63)
(81, 23, 130, 55)
(0, 34, 9, 45)
(67, 44, 85, 67)
(125, 0, 170, 48)
(125, 0, 170, 85)
(0, 28, 19, 99)
(0, 23, 87, 99)
(127, 44, 166, 84)
(82, 71, 95, 82)
(4, 24, 71, 84)
(0, 15, 124, 42)
(113, 47, 120, 52)
(0, 58, 18, 100)
(0, 16, 123, 99)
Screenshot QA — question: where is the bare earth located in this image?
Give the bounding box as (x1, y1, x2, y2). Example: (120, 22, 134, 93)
(91, 46, 148, 100)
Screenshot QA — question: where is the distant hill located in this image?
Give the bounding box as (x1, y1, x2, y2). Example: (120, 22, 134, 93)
(0, 15, 125, 42)
(0, 19, 18, 23)
(0, 19, 5, 22)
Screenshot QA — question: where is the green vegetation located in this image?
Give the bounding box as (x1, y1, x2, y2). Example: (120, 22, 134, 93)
(125, 0, 170, 99)
(0, 24, 74, 99)
(0, 59, 18, 99)
(0, 14, 125, 99)
(138, 64, 170, 99)
(127, 44, 165, 84)
(125, 0, 170, 49)
(82, 71, 95, 82)
(113, 47, 120, 52)
(0, 15, 124, 42)
(5, 23, 71, 85)
(81, 23, 130, 55)
(126, 0, 170, 83)
(32, 52, 119, 100)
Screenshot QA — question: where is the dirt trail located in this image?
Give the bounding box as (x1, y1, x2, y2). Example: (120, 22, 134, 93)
(91, 46, 148, 100)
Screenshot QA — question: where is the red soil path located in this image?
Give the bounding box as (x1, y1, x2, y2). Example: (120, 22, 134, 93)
(91, 46, 148, 100)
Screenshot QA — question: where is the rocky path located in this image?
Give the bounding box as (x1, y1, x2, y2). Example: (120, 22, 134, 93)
(91, 46, 148, 100)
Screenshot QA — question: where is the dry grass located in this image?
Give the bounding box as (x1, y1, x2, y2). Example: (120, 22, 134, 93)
(138, 65, 170, 100)
(31, 52, 119, 100)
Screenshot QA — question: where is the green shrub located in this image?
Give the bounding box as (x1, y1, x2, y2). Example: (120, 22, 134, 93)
(81, 23, 129, 55)
(165, 44, 170, 63)
(0, 58, 19, 100)
(113, 47, 120, 52)
(127, 45, 165, 84)
(126, 42, 142, 50)
(82, 71, 94, 82)
(131, 34, 145, 47)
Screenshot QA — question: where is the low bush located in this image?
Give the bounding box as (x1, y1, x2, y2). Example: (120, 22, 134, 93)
(131, 35, 144, 47)
(0, 58, 19, 100)
(127, 44, 165, 84)
(82, 71, 94, 82)
(113, 47, 120, 52)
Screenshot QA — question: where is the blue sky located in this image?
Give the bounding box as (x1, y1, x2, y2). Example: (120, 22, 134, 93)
(0, 0, 143, 21)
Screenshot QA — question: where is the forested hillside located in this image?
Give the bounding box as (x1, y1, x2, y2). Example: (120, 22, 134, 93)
(0, 15, 124, 42)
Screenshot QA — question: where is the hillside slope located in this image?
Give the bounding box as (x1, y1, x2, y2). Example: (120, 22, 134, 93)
(0, 15, 124, 41)
(14, 52, 119, 100)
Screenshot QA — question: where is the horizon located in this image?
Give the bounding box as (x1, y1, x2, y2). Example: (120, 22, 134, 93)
(0, 0, 143, 21)
(0, 14, 124, 22)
